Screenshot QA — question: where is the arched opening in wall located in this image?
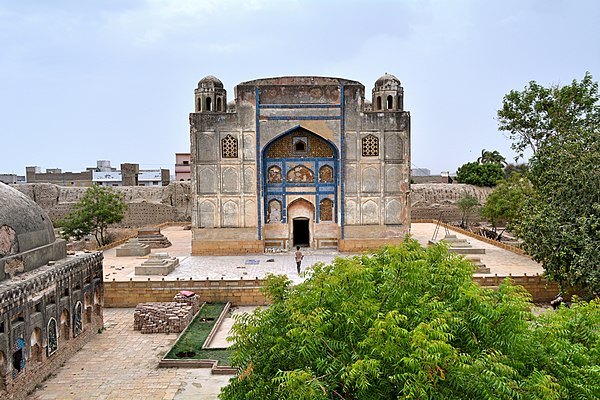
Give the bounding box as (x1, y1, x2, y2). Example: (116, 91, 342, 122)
(0, 351, 6, 390)
(197, 98, 201, 112)
(293, 218, 309, 247)
(216, 97, 223, 111)
(73, 302, 83, 337)
(30, 327, 42, 363)
(387, 95, 393, 110)
(47, 318, 58, 357)
(12, 338, 24, 374)
(84, 292, 92, 323)
(205, 97, 212, 111)
(287, 198, 315, 248)
(319, 198, 334, 221)
(94, 287, 103, 317)
(397, 95, 402, 110)
(376, 96, 382, 110)
(60, 309, 70, 341)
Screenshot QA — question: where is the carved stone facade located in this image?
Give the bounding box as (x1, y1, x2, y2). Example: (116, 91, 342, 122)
(190, 74, 411, 254)
(0, 183, 104, 400)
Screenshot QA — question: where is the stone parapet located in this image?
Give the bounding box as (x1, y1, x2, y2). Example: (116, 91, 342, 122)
(104, 279, 268, 307)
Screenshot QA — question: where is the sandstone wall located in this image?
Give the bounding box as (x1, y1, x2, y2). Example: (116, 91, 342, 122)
(13, 183, 192, 227)
(411, 183, 493, 223)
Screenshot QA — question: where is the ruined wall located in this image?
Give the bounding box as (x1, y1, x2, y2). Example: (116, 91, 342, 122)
(12, 183, 192, 227)
(411, 183, 493, 223)
(13, 182, 492, 227)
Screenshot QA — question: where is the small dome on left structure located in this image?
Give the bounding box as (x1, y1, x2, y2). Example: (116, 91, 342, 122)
(195, 75, 227, 112)
(198, 75, 224, 89)
(0, 182, 66, 279)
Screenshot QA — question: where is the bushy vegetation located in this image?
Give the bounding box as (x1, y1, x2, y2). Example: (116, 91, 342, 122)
(456, 161, 504, 187)
(221, 241, 600, 399)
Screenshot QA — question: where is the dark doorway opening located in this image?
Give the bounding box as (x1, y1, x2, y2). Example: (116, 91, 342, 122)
(293, 219, 309, 247)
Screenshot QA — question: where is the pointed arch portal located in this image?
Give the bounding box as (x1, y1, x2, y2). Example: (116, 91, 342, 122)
(262, 126, 339, 249)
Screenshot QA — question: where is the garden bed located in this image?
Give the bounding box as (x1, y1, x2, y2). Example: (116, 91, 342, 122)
(159, 302, 235, 373)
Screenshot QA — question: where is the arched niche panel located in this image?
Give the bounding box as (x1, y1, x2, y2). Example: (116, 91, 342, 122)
(243, 167, 255, 193)
(222, 200, 239, 227)
(287, 165, 314, 183)
(199, 201, 215, 228)
(361, 200, 379, 225)
(222, 167, 240, 193)
(198, 167, 217, 194)
(345, 199, 359, 225)
(361, 167, 380, 193)
(385, 199, 403, 224)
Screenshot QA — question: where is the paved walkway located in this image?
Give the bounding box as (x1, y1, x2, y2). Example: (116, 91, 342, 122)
(27, 309, 231, 400)
(30, 223, 543, 399)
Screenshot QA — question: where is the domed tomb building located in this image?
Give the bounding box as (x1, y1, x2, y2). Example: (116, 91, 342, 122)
(189, 74, 410, 254)
(0, 182, 104, 399)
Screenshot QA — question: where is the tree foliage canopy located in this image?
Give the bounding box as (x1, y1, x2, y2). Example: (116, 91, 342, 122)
(498, 72, 600, 159)
(481, 173, 532, 229)
(455, 162, 504, 186)
(59, 185, 127, 246)
(498, 73, 600, 294)
(221, 242, 600, 400)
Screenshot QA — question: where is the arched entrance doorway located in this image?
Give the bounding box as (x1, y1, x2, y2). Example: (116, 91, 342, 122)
(287, 198, 315, 248)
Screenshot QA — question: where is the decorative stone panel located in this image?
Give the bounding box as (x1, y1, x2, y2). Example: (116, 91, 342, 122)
(345, 199, 359, 225)
(345, 165, 357, 193)
(222, 200, 239, 227)
(384, 131, 403, 161)
(361, 199, 379, 225)
(199, 201, 215, 228)
(243, 133, 255, 160)
(196, 134, 217, 161)
(198, 167, 217, 194)
(385, 199, 402, 224)
(243, 167, 255, 193)
(361, 167, 380, 193)
(222, 167, 240, 193)
(384, 166, 402, 193)
(345, 131, 357, 160)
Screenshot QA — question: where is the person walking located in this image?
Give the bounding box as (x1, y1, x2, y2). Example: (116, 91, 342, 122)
(295, 246, 304, 274)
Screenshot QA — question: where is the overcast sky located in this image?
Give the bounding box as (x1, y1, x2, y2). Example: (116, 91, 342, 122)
(1, 0, 599, 176)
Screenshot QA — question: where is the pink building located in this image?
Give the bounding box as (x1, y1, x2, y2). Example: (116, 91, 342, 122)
(175, 153, 191, 181)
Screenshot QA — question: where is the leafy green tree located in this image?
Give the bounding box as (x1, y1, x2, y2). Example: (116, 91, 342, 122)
(498, 73, 600, 294)
(221, 242, 600, 399)
(59, 185, 127, 246)
(455, 162, 504, 186)
(456, 193, 479, 228)
(481, 173, 532, 236)
(498, 72, 600, 159)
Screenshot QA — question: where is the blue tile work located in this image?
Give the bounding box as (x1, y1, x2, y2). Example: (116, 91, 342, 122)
(257, 87, 344, 237)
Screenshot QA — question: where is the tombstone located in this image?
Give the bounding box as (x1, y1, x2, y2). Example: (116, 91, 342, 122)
(116, 238, 151, 257)
(135, 253, 179, 276)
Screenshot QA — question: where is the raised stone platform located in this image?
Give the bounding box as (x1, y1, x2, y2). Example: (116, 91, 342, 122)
(429, 234, 486, 255)
(137, 227, 171, 248)
(116, 238, 151, 257)
(135, 252, 179, 276)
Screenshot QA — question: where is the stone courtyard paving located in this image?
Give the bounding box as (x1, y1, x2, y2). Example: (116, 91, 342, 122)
(27, 309, 232, 400)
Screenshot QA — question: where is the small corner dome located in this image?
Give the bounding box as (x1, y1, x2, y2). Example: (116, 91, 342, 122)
(198, 75, 224, 89)
(374, 73, 401, 90)
(0, 182, 55, 255)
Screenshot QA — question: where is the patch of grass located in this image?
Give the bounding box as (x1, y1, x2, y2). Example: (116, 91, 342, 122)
(165, 303, 231, 364)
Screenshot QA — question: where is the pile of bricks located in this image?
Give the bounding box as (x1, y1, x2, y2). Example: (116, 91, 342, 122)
(133, 291, 201, 334)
